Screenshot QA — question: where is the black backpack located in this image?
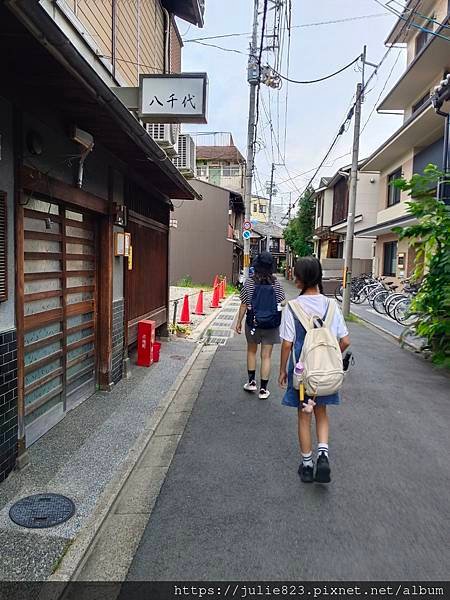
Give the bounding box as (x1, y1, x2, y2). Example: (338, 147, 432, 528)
(246, 284, 281, 330)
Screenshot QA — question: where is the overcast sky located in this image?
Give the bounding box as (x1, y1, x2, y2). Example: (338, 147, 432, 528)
(181, 0, 406, 222)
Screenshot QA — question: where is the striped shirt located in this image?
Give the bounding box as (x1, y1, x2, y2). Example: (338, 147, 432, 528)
(240, 278, 286, 306)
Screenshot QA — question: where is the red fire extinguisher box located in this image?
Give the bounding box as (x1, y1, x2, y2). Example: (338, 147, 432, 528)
(137, 320, 156, 367)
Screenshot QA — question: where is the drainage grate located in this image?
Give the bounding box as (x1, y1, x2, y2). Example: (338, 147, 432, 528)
(9, 494, 75, 529)
(208, 337, 228, 345)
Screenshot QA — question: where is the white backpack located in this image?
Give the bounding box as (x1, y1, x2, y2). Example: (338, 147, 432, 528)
(289, 298, 344, 397)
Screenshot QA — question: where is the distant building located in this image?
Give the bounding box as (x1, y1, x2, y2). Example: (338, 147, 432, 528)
(195, 134, 245, 195)
(170, 180, 245, 286)
(251, 223, 286, 272)
(251, 195, 269, 224)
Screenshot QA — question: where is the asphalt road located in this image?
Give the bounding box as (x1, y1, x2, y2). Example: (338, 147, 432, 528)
(126, 282, 450, 581)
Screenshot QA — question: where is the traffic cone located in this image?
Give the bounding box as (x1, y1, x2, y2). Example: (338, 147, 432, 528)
(178, 294, 191, 324)
(219, 279, 225, 300)
(194, 290, 205, 315)
(213, 274, 219, 289)
(223, 277, 227, 297)
(210, 284, 220, 308)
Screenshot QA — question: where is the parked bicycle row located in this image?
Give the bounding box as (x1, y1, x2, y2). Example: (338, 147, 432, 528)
(335, 274, 419, 326)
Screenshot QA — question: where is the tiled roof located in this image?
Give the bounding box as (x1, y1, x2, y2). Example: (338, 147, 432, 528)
(196, 145, 245, 163)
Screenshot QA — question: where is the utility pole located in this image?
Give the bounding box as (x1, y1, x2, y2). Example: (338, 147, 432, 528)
(243, 0, 260, 278)
(342, 46, 371, 317)
(266, 162, 276, 251)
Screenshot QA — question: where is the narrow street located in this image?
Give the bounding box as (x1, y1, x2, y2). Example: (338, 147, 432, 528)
(123, 279, 449, 581)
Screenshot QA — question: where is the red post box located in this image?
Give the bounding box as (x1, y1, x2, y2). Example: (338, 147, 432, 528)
(137, 320, 156, 367)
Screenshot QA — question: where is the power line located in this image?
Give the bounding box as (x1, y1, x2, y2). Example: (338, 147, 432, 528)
(184, 13, 391, 42)
(373, 0, 450, 43)
(279, 1, 421, 223)
(271, 55, 361, 85)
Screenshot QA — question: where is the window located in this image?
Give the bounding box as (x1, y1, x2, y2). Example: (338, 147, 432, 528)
(387, 168, 402, 206)
(383, 241, 398, 277)
(332, 178, 349, 224)
(415, 16, 434, 56)
(317, 196, 322, 218)
(222, 165, 240, 177)
(412, 93, 429, 114)
(253, 203, 258, 212)
(0, 192, 6, 301)
(197, 166, 207, 177)
(259, 205, 267, 214)
(270, 239, 280, 253)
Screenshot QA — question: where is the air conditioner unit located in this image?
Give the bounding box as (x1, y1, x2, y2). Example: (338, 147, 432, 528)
(146, 123, 180, 157)
(173, 134, 196, 178)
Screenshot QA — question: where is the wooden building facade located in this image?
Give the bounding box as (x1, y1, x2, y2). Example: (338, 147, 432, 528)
(0, 0, 203, 482)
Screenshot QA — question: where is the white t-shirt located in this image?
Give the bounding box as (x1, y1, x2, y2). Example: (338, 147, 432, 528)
(279, 294, 349, 343)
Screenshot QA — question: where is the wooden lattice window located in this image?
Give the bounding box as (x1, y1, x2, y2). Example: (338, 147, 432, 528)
(0, 192, 7, 301)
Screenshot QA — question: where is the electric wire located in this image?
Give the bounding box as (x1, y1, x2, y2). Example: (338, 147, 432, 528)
(373, 0, 450, 43)
(279, 0, 420, 223)
(183, 13, 391, 42)
(270, 55, 361, 84)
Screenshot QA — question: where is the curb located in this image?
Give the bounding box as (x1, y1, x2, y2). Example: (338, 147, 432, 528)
(352, 312, 422, 353)
(45, 341, 205, 588)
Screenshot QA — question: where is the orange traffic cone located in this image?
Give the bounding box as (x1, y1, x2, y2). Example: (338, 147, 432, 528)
(178, 294, 191, 324)
(213, 274, 219, 289)
(194, 290, 205, 315)
(219, 279, 225, 300)
(223, 277, 227, 297)
(210, 284, 220, 308)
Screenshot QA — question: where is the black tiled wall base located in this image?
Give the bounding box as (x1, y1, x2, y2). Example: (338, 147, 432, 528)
(0, 330, 18, 483)
(112, 299, 124, 385)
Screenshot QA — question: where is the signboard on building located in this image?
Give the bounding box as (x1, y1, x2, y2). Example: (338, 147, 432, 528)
(139, 73, 208, 124)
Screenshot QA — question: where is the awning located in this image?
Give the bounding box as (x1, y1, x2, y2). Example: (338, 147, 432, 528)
(361, 104, 443, 172)
(1, 0, 199, 201)
(355, 214, 417, 237)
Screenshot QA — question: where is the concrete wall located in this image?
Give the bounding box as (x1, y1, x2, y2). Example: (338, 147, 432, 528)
(169, 179, 234, 285)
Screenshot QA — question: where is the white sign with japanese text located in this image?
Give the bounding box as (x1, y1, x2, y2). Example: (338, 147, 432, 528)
(139, 73, 208, 124)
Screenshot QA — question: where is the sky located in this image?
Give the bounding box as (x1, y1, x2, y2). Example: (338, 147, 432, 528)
(180, 0, 407, 223)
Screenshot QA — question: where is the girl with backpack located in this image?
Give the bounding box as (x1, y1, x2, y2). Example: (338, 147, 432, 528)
(278, 256, 350, 483)
(235, 251, 286, 400)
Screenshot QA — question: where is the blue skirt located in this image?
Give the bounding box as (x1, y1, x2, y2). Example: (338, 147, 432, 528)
(282, 386, 340, 408)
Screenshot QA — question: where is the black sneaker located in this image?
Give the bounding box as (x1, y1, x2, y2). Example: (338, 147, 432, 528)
(314, 452, 331, 483)
(298, 463, 314, 483)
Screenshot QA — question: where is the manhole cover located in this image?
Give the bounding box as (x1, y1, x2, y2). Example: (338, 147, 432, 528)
(9, 494, 75, 529)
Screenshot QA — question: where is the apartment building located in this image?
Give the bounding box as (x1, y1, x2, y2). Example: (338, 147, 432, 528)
(312, 167, 379, 276)
(359, 0, 449, 280)
(196, 134, 245, 195)
(0, 0, 204, 482)
(251, 195, 269, 224)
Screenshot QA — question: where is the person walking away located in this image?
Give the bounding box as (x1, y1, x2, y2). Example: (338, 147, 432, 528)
(278, 257, 350, 483)
(235, 251, 286, 399)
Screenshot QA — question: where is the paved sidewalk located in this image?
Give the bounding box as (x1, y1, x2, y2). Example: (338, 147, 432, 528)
(126, 282, 450, 581)
(0, 338, 196, 581)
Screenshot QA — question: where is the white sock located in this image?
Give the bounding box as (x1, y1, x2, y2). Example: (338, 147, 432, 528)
(302, 452, 313, 467)
(317, 443, 329, 458)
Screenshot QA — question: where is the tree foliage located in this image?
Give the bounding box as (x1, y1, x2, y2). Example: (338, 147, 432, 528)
(283, 187, 315, 257)
(393, 164, 450, 368)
